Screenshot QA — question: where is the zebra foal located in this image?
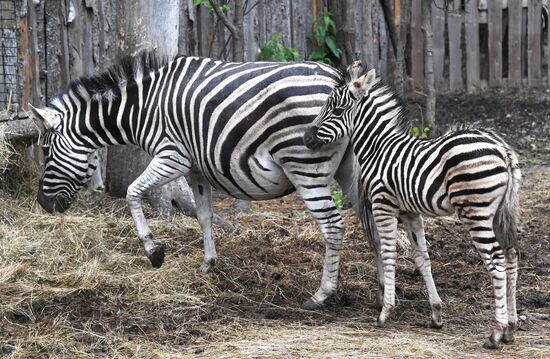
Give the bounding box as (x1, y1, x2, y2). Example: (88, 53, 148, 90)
(304, 64, 522, 349)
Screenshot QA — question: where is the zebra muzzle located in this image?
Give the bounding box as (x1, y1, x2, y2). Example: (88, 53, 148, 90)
(303, 126, 324, 150)
(37, 182, 72, 214)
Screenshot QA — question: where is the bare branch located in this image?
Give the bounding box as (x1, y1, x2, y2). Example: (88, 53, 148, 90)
(208, 0, 238, 36)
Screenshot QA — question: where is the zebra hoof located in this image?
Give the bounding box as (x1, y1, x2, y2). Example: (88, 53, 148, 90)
(501, 328, 515, 344)
(147, 245, 166, 268)
(430, 320, 443, 329)
(374, 318, 386, 328)
(302, 298, 322, 310)
(197, 259, 216, 274)
(482, 335, 502, 350)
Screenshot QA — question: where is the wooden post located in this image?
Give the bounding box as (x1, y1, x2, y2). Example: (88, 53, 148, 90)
(431, 0, 445, 90)
(465, 0, 480, 91)
(411, 0, 423, 89)
(487, 1, 502, 87)
(527, 0, 542, 87)
(508, 0, 522, 88)
(422, 0, 435, 125)
(447, 0, 463, 90)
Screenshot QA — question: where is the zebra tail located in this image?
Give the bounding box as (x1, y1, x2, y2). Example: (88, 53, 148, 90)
(493, 147, 522, 250)
(353, 159, 380, 254)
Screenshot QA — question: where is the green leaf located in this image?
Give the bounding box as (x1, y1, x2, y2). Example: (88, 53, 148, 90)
(412, 127, 420, 137)
(325, 36, 341, 58)
(193, 0, 202, 6)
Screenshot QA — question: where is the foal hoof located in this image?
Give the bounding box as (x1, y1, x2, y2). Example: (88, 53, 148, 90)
(430, 320, 443, 329)
(482, 337, 501, 350)
(302, 298, 322, 310)
(197, 258, 217, 273)
(147, 245, 166, 268)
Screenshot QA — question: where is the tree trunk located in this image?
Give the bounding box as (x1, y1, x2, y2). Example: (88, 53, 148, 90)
(421, 0, 435, 127)
(395, 0, 411, 96)
(105, 0, 184, 216)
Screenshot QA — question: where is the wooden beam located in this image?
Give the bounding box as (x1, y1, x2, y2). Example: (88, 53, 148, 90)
(527, 0, 542, 87)
(448, 0, 463, 90)
(487, 1, 502, 87)
(465, 0, 480, 91)
(508, 0, 522, 88)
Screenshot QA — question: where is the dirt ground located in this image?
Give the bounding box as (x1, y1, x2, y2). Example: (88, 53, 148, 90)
(0, 91, 549, 358)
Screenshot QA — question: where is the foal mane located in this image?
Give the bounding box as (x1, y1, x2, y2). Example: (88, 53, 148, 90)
(364, 77, 410, 136)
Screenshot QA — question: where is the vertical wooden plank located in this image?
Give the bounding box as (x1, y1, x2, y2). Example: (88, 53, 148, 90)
(527, 0, 542, 87)
(487, 0, 502, 87)
(465, 0, 480, 91)
(508, 0, 522, 87)
(362, 1, 375, 68)
(18, 10, 30, 109)
(411, 0, 423, 89)
(372, 1, 380, 73)
(378, 3, 388, 79)
(290, 0, 307, 58)
(548, 3, 550, 88)
(447, 0, 463, 90)
(431, 0, 445, 89)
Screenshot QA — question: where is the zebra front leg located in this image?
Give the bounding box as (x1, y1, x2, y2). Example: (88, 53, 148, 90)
(373, 210, 399, 327)
(468, 221, 508, 349)
(502, 247, 519, 344)
(188, 173, 217, 273)
(298, 186, 344, 310)
(400, 213, 442, 328)
(127, 157, 186, 268)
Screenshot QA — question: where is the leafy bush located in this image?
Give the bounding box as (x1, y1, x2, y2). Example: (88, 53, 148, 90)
(308, 12, 341, 65)
(259, 34, 301, 62)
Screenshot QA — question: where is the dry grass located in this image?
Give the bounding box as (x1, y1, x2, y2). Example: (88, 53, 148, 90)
(0, 166, 549, 358)
(0, 125, 15, 174)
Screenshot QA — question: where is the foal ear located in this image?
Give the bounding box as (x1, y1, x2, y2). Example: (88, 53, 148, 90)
(28, 103, 61, 131)
(347, 60, 363, 81)
(348, 68, 377, 98)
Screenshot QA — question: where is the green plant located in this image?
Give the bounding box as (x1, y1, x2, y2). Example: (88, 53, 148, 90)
(308, 12, 341, 65)
(332, 190, 343, 211)
(412, 123, 433, 139)
(193, 0, 229, 13)
(259, 34, 301, 62)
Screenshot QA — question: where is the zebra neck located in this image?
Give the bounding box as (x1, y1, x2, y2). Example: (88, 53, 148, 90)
(350, 95, 405, 161)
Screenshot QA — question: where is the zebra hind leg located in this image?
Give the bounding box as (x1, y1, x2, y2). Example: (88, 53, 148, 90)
(297, 185, 344, 310)
(188, 173, 217, 273)
(467, 218, 508, 349)
(502, 247, 519, 344)
(400, 213, 443, 328)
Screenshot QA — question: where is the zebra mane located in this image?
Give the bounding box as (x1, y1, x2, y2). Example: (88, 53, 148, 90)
(58, 51, 176, 103)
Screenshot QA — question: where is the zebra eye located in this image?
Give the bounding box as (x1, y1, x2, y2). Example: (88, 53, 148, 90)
(332, 107, 345, 116)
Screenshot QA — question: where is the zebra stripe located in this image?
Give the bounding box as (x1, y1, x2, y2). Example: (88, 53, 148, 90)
(305, 65, 522, 349)
(30, 52, 382, 310)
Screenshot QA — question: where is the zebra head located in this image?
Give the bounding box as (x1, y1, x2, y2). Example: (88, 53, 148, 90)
(304, 64, 377, 150)
(29, 104, 96, 213)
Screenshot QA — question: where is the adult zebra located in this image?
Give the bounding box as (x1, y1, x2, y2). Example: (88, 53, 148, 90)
(304, 65, 521, 348)
(28, 53, 380, 309)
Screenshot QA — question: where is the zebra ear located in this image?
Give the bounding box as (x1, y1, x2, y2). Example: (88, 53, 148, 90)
(347, 60, 363, 81)
(349, 68, 376, 98)
(28, 103, 61, 131)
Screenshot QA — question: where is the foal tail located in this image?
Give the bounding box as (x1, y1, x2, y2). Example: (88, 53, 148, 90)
(493, 147, 522, 250)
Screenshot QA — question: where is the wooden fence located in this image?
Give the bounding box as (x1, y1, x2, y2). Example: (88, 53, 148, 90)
(410, 0, 550, 91)
(1, 0, 549, 120)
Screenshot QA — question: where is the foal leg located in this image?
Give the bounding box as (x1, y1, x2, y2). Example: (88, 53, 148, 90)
(467, 219, 508, 349)
(400, 213, 442, 328)
(502, 247, 519, 344)
(188, 172, 217, 273)
(373, 210, 399, 326)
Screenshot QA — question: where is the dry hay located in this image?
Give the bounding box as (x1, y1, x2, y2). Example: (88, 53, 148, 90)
(0, 167, 549, 358)
(0, 125, 14, 174)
